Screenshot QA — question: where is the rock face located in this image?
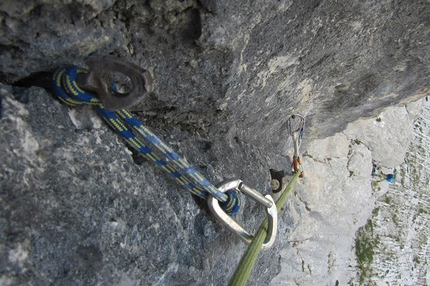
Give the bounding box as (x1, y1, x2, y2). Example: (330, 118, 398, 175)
(1, 0, 429, 142)
(355, 102, 430, 285)
(271, 99, 425, 285)
(1, 1, 430, 285)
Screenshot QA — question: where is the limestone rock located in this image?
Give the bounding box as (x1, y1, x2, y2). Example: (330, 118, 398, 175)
(1, 0, 430, 285)
(271, 99, 425, 285)
(343, 100, 424, 168)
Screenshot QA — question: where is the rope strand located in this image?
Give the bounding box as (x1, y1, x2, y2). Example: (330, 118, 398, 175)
(229, 171, 301, 286)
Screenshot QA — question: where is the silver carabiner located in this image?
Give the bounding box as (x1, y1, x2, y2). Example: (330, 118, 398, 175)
(208, 179, 278, 249)
(287, 114, 306, 175)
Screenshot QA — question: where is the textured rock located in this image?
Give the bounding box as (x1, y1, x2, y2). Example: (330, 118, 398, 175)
(343, 100, 424, 168)
(271, 99, 425, 285)
(1, 0, 429, 143)
(271, 132, 375, 285)
(0, 86, 278, 285)
(1, 0, 430, 285)
(360, 102, 430, 285)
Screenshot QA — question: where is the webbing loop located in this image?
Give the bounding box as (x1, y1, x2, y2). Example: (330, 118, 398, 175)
(52, 66, 241, 214)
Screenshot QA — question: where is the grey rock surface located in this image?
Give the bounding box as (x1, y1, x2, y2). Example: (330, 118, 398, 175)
(354, 101, 430, 285)
(1, 0, 430, 285)
(270, 99, 426, 285)
(1, 0, 429, 143)
(2, 84, 278, 285)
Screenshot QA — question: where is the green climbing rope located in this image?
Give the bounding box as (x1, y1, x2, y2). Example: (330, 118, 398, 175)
(228, 171, 301, 286)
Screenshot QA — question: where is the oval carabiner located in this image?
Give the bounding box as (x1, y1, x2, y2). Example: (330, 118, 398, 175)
(208, 179, 278, 249)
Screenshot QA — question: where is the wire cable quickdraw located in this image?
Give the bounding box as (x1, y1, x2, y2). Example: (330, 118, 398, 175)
(287, 114, 306, 176)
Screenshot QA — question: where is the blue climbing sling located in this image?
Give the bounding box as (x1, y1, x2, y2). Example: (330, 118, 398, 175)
(52, 65, 241, 215)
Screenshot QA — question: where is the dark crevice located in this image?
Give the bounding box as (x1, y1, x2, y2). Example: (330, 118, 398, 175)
(0, 44, 23, 55)
(196, 0, 216, 15)
(198, 140, 212, 152)
(12, 71, 55, 90)
(191, 193, 212, 216)
(182, 8, 202, 42)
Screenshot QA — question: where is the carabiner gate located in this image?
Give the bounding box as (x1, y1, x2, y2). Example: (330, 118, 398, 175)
(208, 179, 277, 249)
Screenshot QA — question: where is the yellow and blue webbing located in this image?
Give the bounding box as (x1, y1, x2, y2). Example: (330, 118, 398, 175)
(52, 66, 240, 215)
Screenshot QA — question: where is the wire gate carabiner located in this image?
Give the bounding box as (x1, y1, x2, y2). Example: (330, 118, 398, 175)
(287, 114, 306, 175)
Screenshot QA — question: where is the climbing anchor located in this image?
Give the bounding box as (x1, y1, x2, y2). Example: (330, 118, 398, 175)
(52, 56, 278, 248)
(76, 55, 153, 111)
